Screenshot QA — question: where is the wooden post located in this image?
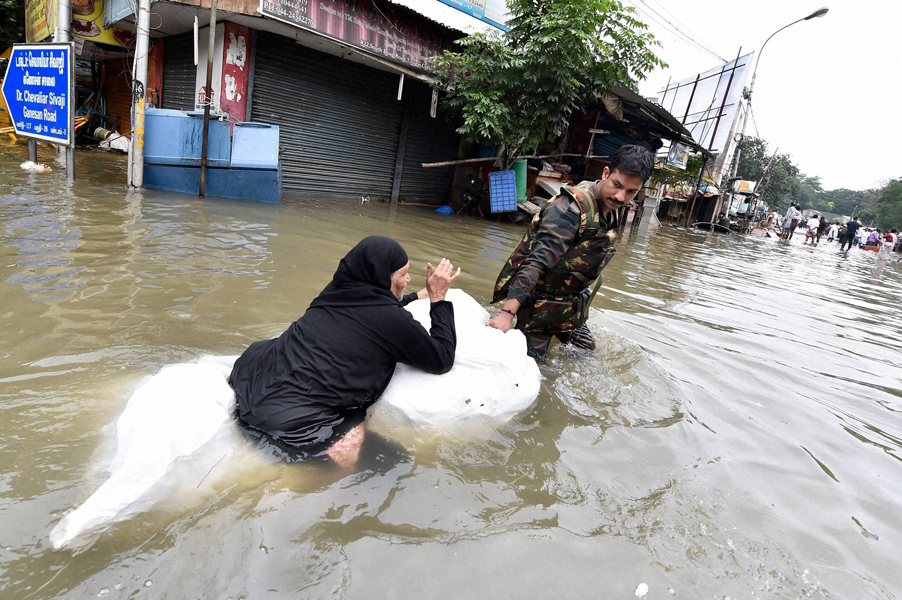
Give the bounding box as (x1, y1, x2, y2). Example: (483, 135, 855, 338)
(684, 157, 707, 227)
(199, 0, 219, 198)
(390, 97, 411, 207)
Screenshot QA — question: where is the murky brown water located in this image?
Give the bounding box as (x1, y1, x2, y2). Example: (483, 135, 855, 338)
(2, 141, 901, 599)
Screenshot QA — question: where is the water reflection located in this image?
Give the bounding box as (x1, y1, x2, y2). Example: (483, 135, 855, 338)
(1, 193, 83, 303)
(1, 142, 902, 598)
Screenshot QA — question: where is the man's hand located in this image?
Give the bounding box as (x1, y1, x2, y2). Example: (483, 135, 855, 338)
(425, 258, 461, 302)
(486, 299, 520, 333)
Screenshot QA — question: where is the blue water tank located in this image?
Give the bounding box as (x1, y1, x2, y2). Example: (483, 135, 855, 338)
(231, 122, 279, 170)
(144, 109, 231, 167)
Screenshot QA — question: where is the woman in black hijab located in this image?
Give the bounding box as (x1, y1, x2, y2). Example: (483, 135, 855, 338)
(229, 236, 459, 463)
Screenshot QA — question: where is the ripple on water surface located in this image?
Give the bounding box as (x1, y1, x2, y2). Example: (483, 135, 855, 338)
(1, 143, 901, 598)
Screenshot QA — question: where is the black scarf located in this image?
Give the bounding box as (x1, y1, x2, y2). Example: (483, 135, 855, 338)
(309, 236, 409, 309)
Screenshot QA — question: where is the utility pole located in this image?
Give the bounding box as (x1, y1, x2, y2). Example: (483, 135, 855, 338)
(129, 0, 152, 188)
(55, 0, 75, 180)
(199, 0, 219, 198)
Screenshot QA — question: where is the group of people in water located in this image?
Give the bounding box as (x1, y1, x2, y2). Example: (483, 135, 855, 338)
(766, 203, 899, 259)
(228, 145, 654, 466)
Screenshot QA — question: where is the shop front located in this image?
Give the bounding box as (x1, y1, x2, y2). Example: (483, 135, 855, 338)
(112, 0, 490, 203)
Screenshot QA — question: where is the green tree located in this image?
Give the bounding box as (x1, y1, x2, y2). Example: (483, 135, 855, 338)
(735, 137, 800, 213)
(431, 0, 664, 162)
(798, 174, 824, 211)
(876, 179, 902, 230)
(1, 0, 25, 50)
(816, 188, 873, 216)
(857, 207, 876, 226)
(651, 154, 704, 189)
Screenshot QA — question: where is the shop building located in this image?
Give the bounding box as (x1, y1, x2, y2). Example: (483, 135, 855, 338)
(100, 0, 509, 203)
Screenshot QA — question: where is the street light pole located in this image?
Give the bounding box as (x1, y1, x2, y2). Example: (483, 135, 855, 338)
(726, 7, 828, 213)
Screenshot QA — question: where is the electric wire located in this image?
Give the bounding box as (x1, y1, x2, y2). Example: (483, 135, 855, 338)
(637, 0, 726, 63)
(645, 0, 723, 60)
(748, 102, 761, 138)
(622, 0, 726, 64)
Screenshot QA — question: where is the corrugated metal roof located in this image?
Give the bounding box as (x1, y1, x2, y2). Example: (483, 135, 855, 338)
(385, 0, 499, 34)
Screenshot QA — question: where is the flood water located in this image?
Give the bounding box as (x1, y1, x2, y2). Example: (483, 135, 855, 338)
(1, 141, 901, 599)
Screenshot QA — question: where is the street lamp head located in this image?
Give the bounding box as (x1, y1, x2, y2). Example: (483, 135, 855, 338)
(804, 7, 829, 20)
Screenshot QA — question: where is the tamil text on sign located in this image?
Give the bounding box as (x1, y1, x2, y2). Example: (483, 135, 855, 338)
(1, 44, 74, 146)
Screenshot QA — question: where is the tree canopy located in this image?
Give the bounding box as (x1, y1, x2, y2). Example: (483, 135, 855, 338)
(1, 0, 25, 50)
(735, 136, 889, 218)
(735, 137, 799, 213)
(876, 180, 902, 230)
(431, 0, 665, 160)
(651, 155, 704, 189)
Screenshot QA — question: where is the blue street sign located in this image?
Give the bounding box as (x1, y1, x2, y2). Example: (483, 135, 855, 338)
(1, 43, 74, 146)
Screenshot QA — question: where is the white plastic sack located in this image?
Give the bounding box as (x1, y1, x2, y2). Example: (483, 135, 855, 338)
(377, 289, 541, 424)
(50, 291, 539, 549)
(50, 356, 238, 550)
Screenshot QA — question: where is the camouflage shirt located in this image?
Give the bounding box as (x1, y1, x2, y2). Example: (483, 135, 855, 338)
(500, 183, 618, 304)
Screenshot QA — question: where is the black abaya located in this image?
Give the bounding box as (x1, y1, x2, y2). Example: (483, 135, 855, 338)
(229, 237, 455, 453)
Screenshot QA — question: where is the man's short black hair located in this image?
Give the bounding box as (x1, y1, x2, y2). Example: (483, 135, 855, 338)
(609, 145, 654, 182)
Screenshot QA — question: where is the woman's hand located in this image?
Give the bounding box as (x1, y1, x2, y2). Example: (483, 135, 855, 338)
(425, 258, 461, 302)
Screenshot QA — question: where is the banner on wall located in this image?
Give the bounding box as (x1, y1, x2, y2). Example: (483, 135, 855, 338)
(259, 0, 446, 70)
(25, 0, 53, 42)
(71, 0, 137, 47)
(24, 0, 136, 47)
(666, 142, 689, 170)
(437, 0, 509, 30)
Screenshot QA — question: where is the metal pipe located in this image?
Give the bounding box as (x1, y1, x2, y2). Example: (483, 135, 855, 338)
(199, 0, 219, 198)
(56, 0, 75, 180)
(708, 47, 742, 152)
(685, 157, 707, 227)
(682, 74, 699, 124)
(130, 0, 152, 188)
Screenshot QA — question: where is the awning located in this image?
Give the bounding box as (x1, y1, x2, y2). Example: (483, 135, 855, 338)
(609, 85, 713, 158)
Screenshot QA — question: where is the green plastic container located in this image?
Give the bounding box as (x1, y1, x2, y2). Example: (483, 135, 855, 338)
(512, 158, 527, 203)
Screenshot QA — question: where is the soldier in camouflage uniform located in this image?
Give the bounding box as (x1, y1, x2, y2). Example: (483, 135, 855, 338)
(486, 145, 654, 360)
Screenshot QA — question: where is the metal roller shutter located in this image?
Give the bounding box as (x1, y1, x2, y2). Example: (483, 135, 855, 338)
(399, 82, 459, 204)
(162, 34, 196, 111)
(251, 32, 403, 200)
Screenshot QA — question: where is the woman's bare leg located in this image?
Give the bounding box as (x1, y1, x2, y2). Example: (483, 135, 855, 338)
(327, 424, 365, 468)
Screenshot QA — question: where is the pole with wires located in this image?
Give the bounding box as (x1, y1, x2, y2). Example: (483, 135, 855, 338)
(199, 0, 219, 198)
(129, 0, 152, 187)
(727, 8, 829, 205)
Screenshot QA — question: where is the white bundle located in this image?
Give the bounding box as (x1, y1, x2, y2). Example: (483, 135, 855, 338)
(49, 291, 539, 548)
(378, 289, 541, 424)
(50, 356, 237, 549)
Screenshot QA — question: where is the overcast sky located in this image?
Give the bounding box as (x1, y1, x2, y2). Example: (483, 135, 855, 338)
(631, 0, 901, 191)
